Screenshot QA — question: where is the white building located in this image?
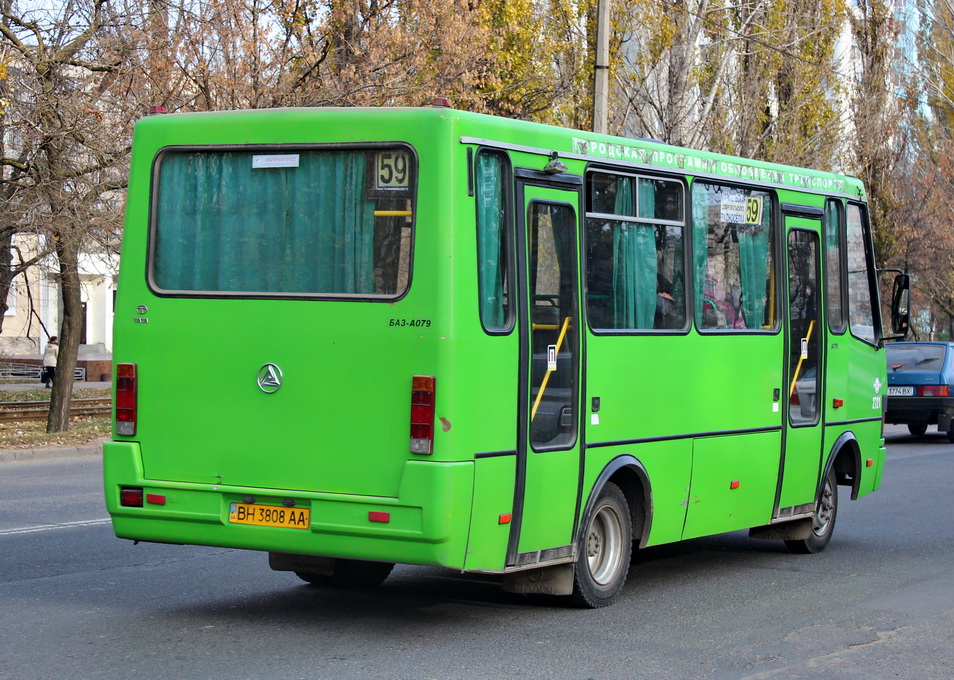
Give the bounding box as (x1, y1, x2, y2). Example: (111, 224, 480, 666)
(1, 233, 116, 361)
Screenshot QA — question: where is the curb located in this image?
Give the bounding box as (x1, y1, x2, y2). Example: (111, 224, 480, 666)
(0, 442, 104, 464)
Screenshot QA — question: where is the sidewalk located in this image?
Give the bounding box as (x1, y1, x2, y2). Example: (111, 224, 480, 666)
(0, 381, 111, 463)
(0, 442, 104, 463)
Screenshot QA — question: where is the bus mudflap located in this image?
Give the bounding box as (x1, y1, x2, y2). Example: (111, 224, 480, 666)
(501, 563, 574, 596)
(748, 518, 813, 541)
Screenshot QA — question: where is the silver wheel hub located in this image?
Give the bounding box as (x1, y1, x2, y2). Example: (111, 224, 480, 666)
(586, 504, 624, 586)
(813, 478, 835, 536)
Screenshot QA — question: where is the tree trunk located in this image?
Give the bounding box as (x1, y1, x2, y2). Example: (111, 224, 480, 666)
(47, 236, 83, 433)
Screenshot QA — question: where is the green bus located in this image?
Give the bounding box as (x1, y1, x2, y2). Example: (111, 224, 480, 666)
(105, 104, 907, 607)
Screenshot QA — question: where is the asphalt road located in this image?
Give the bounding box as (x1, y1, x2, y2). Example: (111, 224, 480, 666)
(1, 425, 952, 679)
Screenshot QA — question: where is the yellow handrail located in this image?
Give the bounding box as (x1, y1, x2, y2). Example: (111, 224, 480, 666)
(531, 316, 572, 422)
(789, 320, 815, 397)
(373, 210, 412, 217)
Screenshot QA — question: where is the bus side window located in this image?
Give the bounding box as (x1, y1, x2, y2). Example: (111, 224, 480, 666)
(475, 150, 513, 333)
(690, 181, 776, 332)
(584, 172, 687, 332)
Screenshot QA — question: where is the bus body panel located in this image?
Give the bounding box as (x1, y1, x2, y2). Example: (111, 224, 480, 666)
(464, 456, 518, 571)
(682, 431, 781, 539)
(583, 334, 783, 442)
(127, 298, 439, 498)
(614, 440, 691, 547)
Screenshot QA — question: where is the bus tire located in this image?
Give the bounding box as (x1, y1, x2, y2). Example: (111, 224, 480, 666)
(570, 482, 632, 608)
(296, 559, 395, 588)
(785, 468, 838, 555)
(907, 423, 927, 437)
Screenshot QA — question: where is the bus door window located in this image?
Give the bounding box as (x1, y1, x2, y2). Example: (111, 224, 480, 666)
(528, 201, 579, 450)
(787, 229, 821, 425)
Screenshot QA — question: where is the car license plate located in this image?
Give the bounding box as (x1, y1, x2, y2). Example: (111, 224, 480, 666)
(228, 502, 310, 529)
(887, 386, 914, 396)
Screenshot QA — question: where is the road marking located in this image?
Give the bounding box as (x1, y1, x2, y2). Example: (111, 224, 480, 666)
(0, 518, 111, 537)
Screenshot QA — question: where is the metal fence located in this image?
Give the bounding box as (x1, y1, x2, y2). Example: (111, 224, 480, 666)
(0, 362, 86, 382)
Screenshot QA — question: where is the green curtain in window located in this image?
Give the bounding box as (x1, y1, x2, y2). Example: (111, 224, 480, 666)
(690, 182, 710, 327)
(154, 151, 376, 294)
(737, 206, 771, 329)
(824, 200, 838, 249)
(612, 178, 658, 328)
(476, 153, 506, 329)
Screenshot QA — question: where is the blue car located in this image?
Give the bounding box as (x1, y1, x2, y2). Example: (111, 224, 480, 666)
(885, 341, 954, 441)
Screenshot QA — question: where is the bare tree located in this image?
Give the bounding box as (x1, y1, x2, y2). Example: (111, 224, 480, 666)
(0, 0, 143, 431)
(615, 0, 845, 166)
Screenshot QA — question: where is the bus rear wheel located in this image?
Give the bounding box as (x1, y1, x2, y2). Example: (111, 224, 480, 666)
(785, 468, 838, 555)
(296, 559, 395, 588)
(570, 482, 632, 608)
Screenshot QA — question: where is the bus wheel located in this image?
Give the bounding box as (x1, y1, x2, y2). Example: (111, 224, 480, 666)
(785, 468, 838, 555)
(570, 482, 632, 608)
(907, 423, 927, 436)
(296, 559, 395, 588)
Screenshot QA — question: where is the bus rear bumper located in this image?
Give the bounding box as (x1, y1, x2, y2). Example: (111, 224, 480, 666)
(103, 441, 474, 569)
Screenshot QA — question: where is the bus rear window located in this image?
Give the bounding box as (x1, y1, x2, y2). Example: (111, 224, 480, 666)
(150, 147, 415, 298)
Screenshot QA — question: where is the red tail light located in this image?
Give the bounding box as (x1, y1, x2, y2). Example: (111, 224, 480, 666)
(115, 363, 138, 436)
(918, 385, 950, 397)
(120, 487, 143, 507)
(410, 375, 435, 454)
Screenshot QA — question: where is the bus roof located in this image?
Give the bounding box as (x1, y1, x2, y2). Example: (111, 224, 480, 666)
(135, 106, 867, 201)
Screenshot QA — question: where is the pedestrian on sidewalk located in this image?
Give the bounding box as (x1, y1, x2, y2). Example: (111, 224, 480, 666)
(41, 336, 58, 389)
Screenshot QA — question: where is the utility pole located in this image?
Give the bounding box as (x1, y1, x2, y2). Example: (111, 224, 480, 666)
(593, 0, 610, 134)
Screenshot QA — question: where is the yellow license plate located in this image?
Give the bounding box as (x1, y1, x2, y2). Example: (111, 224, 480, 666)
(228, 502, 310, 530)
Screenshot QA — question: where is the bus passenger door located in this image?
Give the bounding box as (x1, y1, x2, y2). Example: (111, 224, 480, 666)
(508, 169, 584, 568)
(778, 221, 825, 514)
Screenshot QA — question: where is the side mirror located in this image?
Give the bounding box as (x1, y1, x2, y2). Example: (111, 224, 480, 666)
(890, 273, 910, 337)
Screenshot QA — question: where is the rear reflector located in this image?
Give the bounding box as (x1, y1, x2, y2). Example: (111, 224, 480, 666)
(115, 363, 138, 436)
(368, 511, 390, 523)
(410, 375, 436, 454)
(120, 487, 143, 507)
(918, 385, 950, 397)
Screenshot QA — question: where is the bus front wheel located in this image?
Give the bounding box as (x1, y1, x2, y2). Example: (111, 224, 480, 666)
(296, 559, 395, 588)
(570, 482, 632, 608)
(785, 468, 838, 555)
